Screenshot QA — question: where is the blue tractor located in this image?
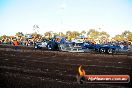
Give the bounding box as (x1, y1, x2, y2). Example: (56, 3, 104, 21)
(83, 42, 121, 54)
(46, 37, 124, 54)
(96, 44, 121, 54)
(47, 36, 66, 51)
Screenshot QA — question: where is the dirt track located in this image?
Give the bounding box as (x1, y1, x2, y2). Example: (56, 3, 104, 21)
(0, 45, 131, 88)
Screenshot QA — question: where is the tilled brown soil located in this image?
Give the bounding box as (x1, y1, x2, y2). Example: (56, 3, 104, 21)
(0, 46, 131, 88)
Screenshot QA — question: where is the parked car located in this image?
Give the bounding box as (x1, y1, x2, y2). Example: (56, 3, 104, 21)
(34, 41, 47, 49)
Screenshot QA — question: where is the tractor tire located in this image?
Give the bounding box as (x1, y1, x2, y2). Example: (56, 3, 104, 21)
(99, 48, 106, 53)
(107, 48, 115, 54)
(107, 48, 113, 54)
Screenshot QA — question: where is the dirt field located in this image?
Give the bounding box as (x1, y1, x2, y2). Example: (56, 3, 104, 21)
(0, 45, 131, 88)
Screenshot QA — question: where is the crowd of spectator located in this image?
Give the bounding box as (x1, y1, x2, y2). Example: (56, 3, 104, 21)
(0, 37, 35, 46)
(0, 36, 131, 50)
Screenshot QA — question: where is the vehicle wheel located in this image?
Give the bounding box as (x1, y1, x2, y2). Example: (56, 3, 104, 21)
(95, 49, 99, 53)
(107, 48, 115, 54)
(107, 48, 113, 54)
(99, 48, 106, 53)
(47, 45, 52, 50)
(39, 47, 42, 49)
(34, 46, 38, 49)
(59, 45, 62, 51)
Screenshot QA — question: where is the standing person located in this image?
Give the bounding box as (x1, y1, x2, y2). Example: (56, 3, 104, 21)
(128, 42, 132, 51)
(13, 39, 19, 50)
(26, 41, 29, 46)
(0, 40, 2, 44)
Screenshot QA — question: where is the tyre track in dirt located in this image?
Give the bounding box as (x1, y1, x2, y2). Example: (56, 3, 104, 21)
(0, 49, 131, 88)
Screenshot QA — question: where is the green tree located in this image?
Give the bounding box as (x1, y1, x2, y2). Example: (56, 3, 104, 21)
(81, 30, 86, 35)
(113, 34, 124, 41)
(66, 31, 72, 40)
(113, 30, 132, 41)
(87, 29, 99, 39)
(59, 32, 65, 37)
(53, 32, 59, 37)
(87, 29, 95, 36)
(1, 35, 7, 39)
(32, 32, 41, 39)
(127, 32, 132, 41)
(15, 32, 24, 38)
(44, 31, 52, 39)
(72, 31, 80, 38)
(121, 30, 131, 36)
(99, 31, 110, 38)
(99, 31, 110, 43)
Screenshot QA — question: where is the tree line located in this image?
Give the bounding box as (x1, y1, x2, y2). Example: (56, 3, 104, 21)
(0, 29, 132, 42)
